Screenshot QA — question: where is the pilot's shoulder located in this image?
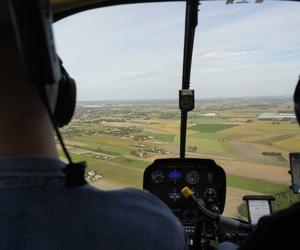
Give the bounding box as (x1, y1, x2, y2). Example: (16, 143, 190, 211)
(82, 184, 174, 214)
(65, 185, 187, 249)
(81, 184, 183, 228)
(118, 187, 171, 209)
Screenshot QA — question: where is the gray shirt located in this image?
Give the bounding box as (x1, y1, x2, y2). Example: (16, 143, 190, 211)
(0, 156, 187, 250)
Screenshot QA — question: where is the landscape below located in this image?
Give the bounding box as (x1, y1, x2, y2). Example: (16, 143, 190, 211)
(57, 96, 300, 217)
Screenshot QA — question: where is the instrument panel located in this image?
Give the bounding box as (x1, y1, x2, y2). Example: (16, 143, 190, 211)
(143, 158, 226, 249)
(144, 158, 226, 213)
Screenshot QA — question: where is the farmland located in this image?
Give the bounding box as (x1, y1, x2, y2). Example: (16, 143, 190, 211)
(59, 96, 299, 216)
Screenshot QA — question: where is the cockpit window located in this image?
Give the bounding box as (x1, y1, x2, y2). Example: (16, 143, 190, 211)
(54, 1, 300, 217)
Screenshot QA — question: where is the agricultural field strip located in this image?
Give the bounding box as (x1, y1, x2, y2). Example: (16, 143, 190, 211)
(65, 128, 288, 183)
(217, 159, 290, 185)
(227, 175, 285, 194)
(67, 146, 113, 158)
(178, 133, 289, 168)
(68, 119, 298, 162)
(272, 136, 300, 152)
(67, 137, 135, 155)
(66, 140, 287, 184)
(226, 128, 298, 149)
(189, 123, 238, 133)
(63, 131, 289, 183)
(101, 122, 145, 128)
(89, 158, 144, 174)
(230, 141, 288, 166)
(255, 134, 295, 145)
(191, 121, 297, 165)
(143, 127, 195, 136)
(86, 160, 144, 188)
(59, 145, 288, 195)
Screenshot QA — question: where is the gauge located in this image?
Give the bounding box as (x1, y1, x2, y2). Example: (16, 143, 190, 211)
(168, 189, 181, 202)
(203, 188, 218, 204)
(185, 170, 200, 185)
(151, 170, 164, 184)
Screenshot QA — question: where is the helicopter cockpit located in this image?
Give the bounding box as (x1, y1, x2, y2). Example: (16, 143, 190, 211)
(3, 0, 300, 249)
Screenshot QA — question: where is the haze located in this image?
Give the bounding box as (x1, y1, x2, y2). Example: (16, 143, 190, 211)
(53, 1, 300, 101)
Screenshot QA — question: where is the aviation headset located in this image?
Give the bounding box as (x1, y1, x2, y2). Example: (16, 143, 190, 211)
(54, 59, 77, 128)
(294, 76, 300, 125)
(8, 0, 86, 186)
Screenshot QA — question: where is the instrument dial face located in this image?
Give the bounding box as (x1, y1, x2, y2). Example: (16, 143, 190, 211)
(185, 170, 200, 185)
(151, 170, 164, 184)
(203, 188, 218, 204)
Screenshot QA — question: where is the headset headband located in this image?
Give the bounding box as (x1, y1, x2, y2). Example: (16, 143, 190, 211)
(8, 0, 61, 85)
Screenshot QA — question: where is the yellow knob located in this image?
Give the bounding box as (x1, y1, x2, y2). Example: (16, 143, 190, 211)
(181, 186, 193, 198)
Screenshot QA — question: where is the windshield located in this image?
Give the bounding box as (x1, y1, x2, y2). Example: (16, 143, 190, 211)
(53, 1, 300, 217)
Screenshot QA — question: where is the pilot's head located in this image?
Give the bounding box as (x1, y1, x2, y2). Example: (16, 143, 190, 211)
(0, 23, 58, 156)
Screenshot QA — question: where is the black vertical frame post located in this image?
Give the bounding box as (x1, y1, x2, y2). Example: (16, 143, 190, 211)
(180, 0, 199, 158)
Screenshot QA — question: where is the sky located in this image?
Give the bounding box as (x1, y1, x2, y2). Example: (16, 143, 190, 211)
(53, 0, 300, 101)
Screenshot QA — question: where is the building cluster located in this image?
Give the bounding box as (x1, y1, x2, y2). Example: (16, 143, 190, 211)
(85, 170, 103, 183)
(81, 152, 111, 160)
(258, 113, 296, 121)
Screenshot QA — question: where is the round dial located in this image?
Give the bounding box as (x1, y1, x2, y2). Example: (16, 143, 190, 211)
(151, 170, 164, 184)
(203, 188, 218, 204)
(185, 170, 200, 185)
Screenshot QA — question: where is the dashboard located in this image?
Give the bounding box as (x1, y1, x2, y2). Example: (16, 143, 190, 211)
(143, 158, 226, 249)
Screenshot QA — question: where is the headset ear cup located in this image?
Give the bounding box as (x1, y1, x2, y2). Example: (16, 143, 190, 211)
(54, 76, 76, 127)
(294, 76, 300, 125)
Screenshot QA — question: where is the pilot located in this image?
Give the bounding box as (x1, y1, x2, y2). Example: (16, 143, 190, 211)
(218, 200, 300, 250)
(0, 10, 187, 250)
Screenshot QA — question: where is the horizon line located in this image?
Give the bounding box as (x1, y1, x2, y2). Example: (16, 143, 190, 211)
(77, 95, 293, 103)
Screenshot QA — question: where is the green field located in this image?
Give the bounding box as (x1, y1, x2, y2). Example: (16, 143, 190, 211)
(189, 123, 238, 133)
(87, 160, 143, 188)
(60, 149, 287, 194)
(255, 134, 295, 145)
(111, 157, 149, 169)
(70, 135, 135, 155)
(227, 175, 286, 194)
(147, 132, 175, 142)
